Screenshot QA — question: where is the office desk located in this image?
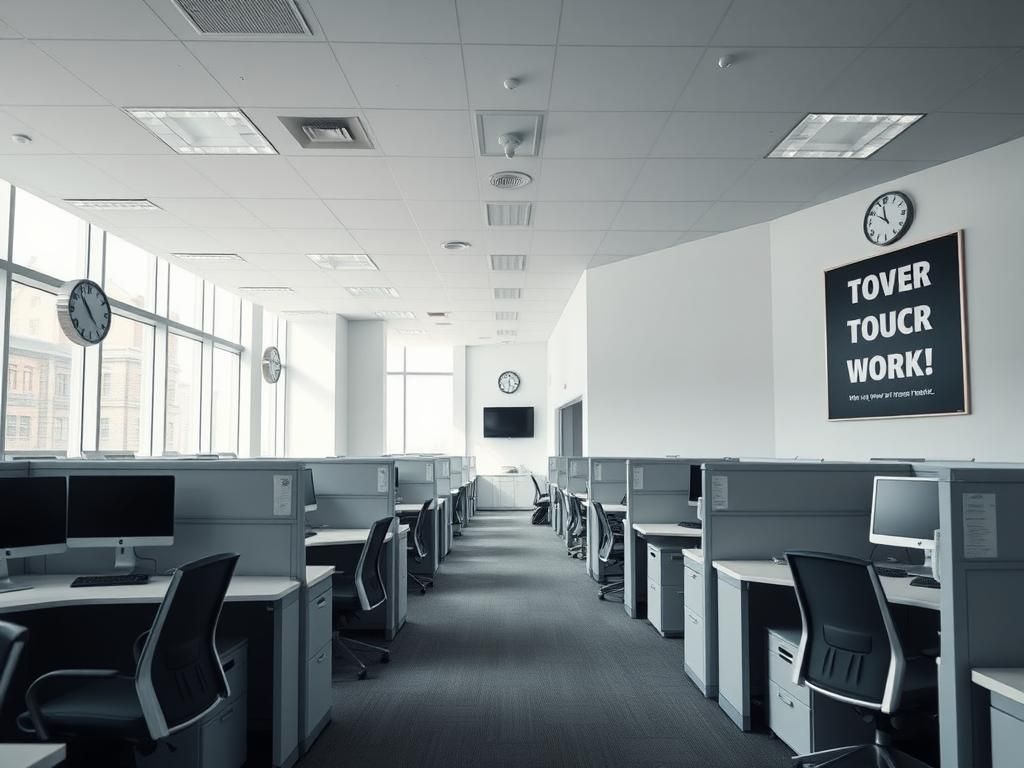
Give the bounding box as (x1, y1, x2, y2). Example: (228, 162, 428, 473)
(632, 523, 702, 539)
(683, 548, 704, 565)
(0, 576, 301, 768)
(973, 669, 1024, 706)
(973, 669, 1024, 768)
(624, 523, 701, 619)
(0, 744, 66, 768)
(304, 528, 398, 546)
(305, 565, 333, 589)
(712, 559, 940, 730)
(395, 503, 423, 514)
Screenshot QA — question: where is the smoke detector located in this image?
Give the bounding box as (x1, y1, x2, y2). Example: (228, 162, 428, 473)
(489, 170, 532, 190)
(441, 240, 472, 251)
(498, 133, 521, 159)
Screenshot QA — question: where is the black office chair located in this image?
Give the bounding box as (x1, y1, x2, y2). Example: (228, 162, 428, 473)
(451, 486, 465, 537)
(530, 475, 550, 524)
(566, 492, 586, 560)
(407, 499, 434, 595)
(23, 553, 238, 752)
(787, 551, 937, 768)
(595, 502, 625, 600)
(331, 517, 393, 680)
(0, 620, 28, 711)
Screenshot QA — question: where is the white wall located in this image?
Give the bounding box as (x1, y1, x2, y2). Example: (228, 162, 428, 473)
(771, 137, 1024, 460)
(346, 320, 385, 456)
(286, 315, 348, 456)
(546, 275, 588, 453)
(584, 224, 776, 457)
(466, 342, 547, 475)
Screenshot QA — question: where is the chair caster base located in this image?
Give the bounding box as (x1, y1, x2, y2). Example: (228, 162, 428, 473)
(598, 593, 605, 600)
(357, 669, 368, 680)
(381, 653, 390, 664)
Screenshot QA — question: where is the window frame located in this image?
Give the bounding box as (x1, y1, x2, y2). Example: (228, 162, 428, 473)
(386, 344, 454, 454)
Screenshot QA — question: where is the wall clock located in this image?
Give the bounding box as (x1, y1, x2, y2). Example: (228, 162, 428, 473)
(864, 191, 914, 246)
(262, 346, 282, 384)
(56, 279, 111, 346)
(498, 370, 521, 394)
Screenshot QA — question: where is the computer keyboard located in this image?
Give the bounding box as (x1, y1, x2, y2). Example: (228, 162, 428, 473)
(910, 576, 940, 589)
(874, 566, 910, 578)
(305, 530, 318, 539)
(676, 521, 702, 529)
(70, 573, 150, 588)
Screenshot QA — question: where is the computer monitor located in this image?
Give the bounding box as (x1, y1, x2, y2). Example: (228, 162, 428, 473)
(0, 477, 68, 593)
(870, 476, 940, 572)
(302, 468, 317, 513)
(688, 464, 703, 504)
(67, 475, 175, 572)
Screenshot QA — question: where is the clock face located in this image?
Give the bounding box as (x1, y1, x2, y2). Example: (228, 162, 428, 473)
(262, 346, 282, 384)
(864, 191, 914, 246)
(498, 370, 521, 394)
(57, 279, 111, 346)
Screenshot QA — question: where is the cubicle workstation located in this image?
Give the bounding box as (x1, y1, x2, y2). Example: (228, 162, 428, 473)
(434, 457, 453, 557)
(547, 456, 561, 534)
(1, 459, 317, 768)
(584, 457, 629, 582)
(696, 461, 921, 738)
(622, 458, 704, 628)
(553, 456, 569, 537)
(395, 457, 444, 575)
(301, 458, 407, 641)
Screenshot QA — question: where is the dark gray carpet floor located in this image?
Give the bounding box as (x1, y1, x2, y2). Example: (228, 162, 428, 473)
(297, 510, 795, 768)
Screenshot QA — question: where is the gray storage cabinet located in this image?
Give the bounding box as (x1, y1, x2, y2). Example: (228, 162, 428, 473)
(683, 556, 706, 688)
(991, 693, 1024, 768)
(646, 542, 686, 637)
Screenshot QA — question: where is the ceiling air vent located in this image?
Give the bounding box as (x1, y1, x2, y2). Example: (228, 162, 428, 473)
(490, 254, 527, 272)
(486, 202, 533, 227)
(426, 311, 450, 318)
(495, 311, 519, 321)
(489, 171, 533, 190)
(346, 286, 400, 298)
(280, 116, 374, 150)
(172, 0, 311, 35)
(496, 329, 518, 337)
(494, 287, 522, 300)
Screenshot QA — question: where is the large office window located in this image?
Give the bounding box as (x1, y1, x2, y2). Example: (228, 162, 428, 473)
(165, 333, 202, 455)
(214, 286, 241, 345)
(167, 264, 204, 327)
(260, 309, 286, 457)
(4, 282, 84, 453)
(386, 344, 453, 454)
(11, 190, 88, 280)
(104, 234, 156, 311)
(211, 346, 240, 454)
(98, 315, 154, 453)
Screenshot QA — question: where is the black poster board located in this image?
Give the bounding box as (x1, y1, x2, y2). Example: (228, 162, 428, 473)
(824, 232, 968, 420)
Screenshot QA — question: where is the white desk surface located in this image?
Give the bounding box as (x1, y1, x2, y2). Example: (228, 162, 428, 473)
(0, 575, 299, 615)
(570, 492, 588, 500)
(683, 548, 704, 565)
(712, 559, 941, 611)
(0, 744, 67, 768)
(304, 524, 409, 547)
(396, 503, 425, 513)
(305, 565, 334, 589)
(972, 668, 1024, 706)
(599, 503, 628, 514)
(632, 523, 703, 539)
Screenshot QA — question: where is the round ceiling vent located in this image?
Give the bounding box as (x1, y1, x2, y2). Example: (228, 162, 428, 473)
(441, 240, 472, 251)
(489, 170, 533, 190)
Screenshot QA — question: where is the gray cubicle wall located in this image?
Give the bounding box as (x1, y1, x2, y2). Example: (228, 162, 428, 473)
(449, 456, 464, 489)
(566, 457, 587, 494)
(435, 457, 453, 556)
(396, 457, 445, 571)
(304, 457, 397, 529)
(0, 462, 29, 574)
(586, 457, 628, 580)
(695, 461, 911, 708)
(547, 456, 560, 533)
(27, 459, 306, 579)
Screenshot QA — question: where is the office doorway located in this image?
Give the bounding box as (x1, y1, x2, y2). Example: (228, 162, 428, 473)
(558, 400, 583, 456)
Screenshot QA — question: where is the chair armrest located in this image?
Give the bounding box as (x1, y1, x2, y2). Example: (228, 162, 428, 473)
(132, 630, 151, 665)
(25, 668, 121, 741)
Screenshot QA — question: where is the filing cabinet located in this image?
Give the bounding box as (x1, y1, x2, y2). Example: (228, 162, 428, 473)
(646, 542, 686, 637)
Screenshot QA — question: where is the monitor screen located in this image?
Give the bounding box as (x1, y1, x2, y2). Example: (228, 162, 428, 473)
(483, 407, 534, 438)
(0, 477, 67, 554)
(394, 466, 399, 489)
(67, 475, 175, 544)
(870, 476, 940, 549)
(302, 468, 317, 511)
(688, 464, 703, 502)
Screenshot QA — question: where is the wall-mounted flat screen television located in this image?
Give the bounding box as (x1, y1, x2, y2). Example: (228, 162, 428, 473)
(484, 407, 534, 438)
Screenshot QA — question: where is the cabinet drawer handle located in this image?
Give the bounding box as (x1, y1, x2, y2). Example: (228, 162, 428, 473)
(222, 659, 236, 672)
(650, 552, 657, 558)
(220, 707, 235, 723)
(689, 614, 699, 625)
(316, 651, 327, 664)
(777, 646, 794, 664)
(670, 554, 683, 561)
(316, 596, 328, 608)
(777, 691, 794, 708)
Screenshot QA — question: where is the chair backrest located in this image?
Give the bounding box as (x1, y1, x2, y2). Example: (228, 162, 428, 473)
(594, 502, 616, 562)
(787, 551, 905, 713)
(452, 487, 465, 524)
(531, 475, 543, 502)
(0, 620, 27, 713)
(136, 552, 239, 739)
(356, 517, 394, 612)
(413, 499, 432, 558)
(566, 493, 579, 532)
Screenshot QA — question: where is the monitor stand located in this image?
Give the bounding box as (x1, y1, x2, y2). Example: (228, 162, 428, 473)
(0, 556, 32, 594)
(113, 545, 139, 574)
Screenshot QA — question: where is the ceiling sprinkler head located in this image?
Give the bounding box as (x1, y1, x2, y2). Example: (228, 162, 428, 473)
(717, 54, 735, 70)
(498, 133, 522, 159)
(503, 77, 520, 91)
(10, 133, 32, 145)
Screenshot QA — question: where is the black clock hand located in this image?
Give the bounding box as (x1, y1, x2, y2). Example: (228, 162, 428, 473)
(82, 295, 98, 326)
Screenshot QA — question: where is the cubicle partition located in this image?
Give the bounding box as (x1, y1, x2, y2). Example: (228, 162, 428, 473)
(434, 457, 453, 557)
(547, 456, 561, 533)
(396, 457, 445, 573)
(695, 461, 911, 730)
(585, 457, 628, 581)
(554, 457, 569, 537)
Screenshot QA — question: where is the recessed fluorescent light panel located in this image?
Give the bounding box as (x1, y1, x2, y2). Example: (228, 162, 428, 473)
(496, 329, 517, 337)
(346, 286, 400, 298)
(768, 114, 923, 159)
(240, 286, 293, 293)
(397, 329, 427, 336)
(173, 252, 244, 262)
(490, 254, 527, 272)
(127, 109, 276, 155)
(375, 310, 415, 319)
(486, 202, 533, 227)
(495, 311, 519, 321)
(307, 253, 378, 271)
(66, 199, 160, 211)
(494, 287, 522, 300)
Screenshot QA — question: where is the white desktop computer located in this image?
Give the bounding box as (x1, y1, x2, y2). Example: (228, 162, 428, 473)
(869, 476, 941, 579)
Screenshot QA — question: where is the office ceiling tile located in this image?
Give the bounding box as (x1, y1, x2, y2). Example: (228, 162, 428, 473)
(462, 45, 555, 111)
(559, 0, 731, 45)
(873, 0, 1024, 47)
(309, 0, 460, 43)
(194, 156, 314, 198)
(811, 161, 932, 203)
(333, 44, 467, 109)
(0, 41, 105, 105)
(350, 229, 426, 255)
(588, 254, 633, 268)
(364, 109, 474, 157)
(531, 201, 621, 231)
(488, 272, 527, 288)
(725, 160, 854, 203)
(388, 157, 480, 200)
(525, 271, 581, 288)
(651, 112, 802, 159)
(455, 0, 562, 44)
(0, 0, 174, 39)
(8, 106, 171, 155)
(407, 200, 483, 230)
(0, 110, 67, 155)
(712, 0, 911, 46)
(628, 158, 753, 201)
(85, 207, 184, 231)
(938, 48, 1024, 113)
(694, 201, 806, 232)
(239, 198, 342, 229)
(239, 253, 322, 271)
(869, 112, 1024, 163)
(0, 18, 18, 37)
(550, 46, 702, 111)
(543, 111, 668, 158)
(530, 230, 606, 256)
(611, 202, 712, 231)
(217, 227, 364, 254)
(186, 42, 357, 108)
(89, 156, 226, 197)
(537, 159, 644, 201)
(132, 227, 228, 253)
(0, 155, 137, 198)
(597, 230, 686, 256)
(155, 198, 264, 229)
(447, 287, 498, 302)
(440, 272, 491, 288)
(430, 252, 490, 272)
(676, 47, 863, 112)
(324, 200, 416, 230)
(527, 253, 595, 273)
(289, 156, 400, 199)
(38, 40, 231, 106)
(369, 254, 435, 271)
(479, 229, 534, 255)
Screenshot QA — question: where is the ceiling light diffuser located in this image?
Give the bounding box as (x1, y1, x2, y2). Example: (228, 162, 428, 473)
(375, 310, 415, 319)
(173, 252, 244, 262)
(66, 199, 160, 211)
(239, 286, 293, 293)
(493, 287, 522, 300)
(490, 254, 527, 271)
(126, 109, 276, 155)
(307, 253, 378, 271)
(495, 311, 519, 321)
(768, 114, 923, 159)
(346, 286, 400, 298)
